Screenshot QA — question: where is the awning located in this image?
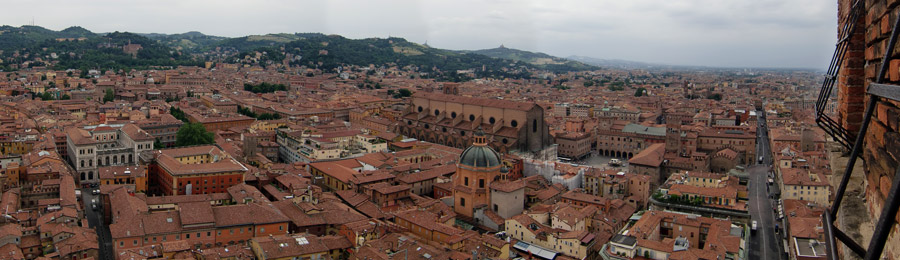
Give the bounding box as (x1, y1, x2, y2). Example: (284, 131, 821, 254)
(513, 241, 558, 260)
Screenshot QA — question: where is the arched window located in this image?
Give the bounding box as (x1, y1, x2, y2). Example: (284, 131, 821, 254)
(80, 160, 84, 168)
(469, 114, 475, 121)
(532, 119, 538, 132)
(417, 106, 423, 112)
(434, 109, 440, 116)
(451, 112, 457, 118)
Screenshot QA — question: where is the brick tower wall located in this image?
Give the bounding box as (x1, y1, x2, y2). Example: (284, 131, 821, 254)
(838, 0, 900, 258)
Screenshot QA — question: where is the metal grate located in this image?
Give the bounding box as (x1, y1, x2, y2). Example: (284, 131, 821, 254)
(815, 0, 863, 150)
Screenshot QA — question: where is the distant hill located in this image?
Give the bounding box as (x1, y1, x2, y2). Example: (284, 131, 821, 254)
(140, 31, 227, 52)
(214, 33, 325, 52)
(566, 55, 658, 69)
(0, 25, 606, 75)
(0, 25, 98, 51)
(232, 35, 534, 79)
(466, 46, 597, 72)
(0, 25, 201, 71)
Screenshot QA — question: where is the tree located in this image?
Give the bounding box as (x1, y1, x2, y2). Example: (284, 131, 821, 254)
(103, 89, 115, 103)
(39, 92, 54, 101)
(634, 87, 646, 97)
(154, 138, 164, 149)
(61, 94, 71, 100)
(395, 88, 412, 98)
(170, 107, 189, 122)
(175, 123, 214, 147)
(707, 93, 722, 101)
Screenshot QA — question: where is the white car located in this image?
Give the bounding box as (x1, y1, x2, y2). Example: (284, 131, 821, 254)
(751, 220, 758, 232)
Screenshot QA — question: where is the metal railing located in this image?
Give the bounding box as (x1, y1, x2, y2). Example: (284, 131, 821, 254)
(820, 1, 900, 257)
(815, 0, 863, 150)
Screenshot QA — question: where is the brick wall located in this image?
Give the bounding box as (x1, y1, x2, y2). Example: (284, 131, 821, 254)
(838, 0, 900, 258)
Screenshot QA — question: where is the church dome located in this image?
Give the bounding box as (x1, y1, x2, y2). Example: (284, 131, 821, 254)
(460, 145, 501, 168)
(458, 129, 501, 168)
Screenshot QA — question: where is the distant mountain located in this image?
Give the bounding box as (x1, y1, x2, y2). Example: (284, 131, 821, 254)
(466, 46, 597, 72)
(566, 55, 658, 69)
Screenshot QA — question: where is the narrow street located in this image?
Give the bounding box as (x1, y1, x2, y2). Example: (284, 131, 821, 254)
(748, 110, 784, 260)
(82, 188, 113, 260)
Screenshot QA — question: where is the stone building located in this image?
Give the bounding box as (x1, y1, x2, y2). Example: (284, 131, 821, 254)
(65, 124, 154, 184)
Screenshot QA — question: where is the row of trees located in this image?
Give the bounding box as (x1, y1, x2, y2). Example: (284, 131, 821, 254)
(237, 106, 283, 120)
(36, 92, 70, 101)
(170, 107, 189, 122)
(652, 192, 704, 206)
(243, 82, 288, 93)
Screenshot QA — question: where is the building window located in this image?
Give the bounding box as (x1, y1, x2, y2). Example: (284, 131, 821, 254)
(460, 198, 465, 206)
(533, 119, 538, 132)
(479, 179, 485, 188)
(464, 177, 469, 186)
(511, 120, 518, 127)
(469, 114, 475, 121)
(489, 117, 495, 124)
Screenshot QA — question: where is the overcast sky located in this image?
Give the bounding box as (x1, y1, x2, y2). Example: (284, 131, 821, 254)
(4, 0, 836, 69)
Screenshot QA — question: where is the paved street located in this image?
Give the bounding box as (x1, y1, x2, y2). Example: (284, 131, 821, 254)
(81, 188, 114, 260)
(748, 110, 784, 260)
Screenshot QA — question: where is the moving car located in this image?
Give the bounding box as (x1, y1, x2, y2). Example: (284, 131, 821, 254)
(751, 220, 758, 232)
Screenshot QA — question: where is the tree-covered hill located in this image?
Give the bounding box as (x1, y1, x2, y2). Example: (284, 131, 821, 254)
(0, 26, 202, 71)
(466, 45, 597, 72)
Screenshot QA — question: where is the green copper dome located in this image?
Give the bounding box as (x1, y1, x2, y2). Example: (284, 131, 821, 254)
(459, 145, 501, 168)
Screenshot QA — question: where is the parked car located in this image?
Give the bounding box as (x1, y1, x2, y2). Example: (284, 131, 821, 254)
(751, 221, 758, 232)
(609, 159, 622, 166)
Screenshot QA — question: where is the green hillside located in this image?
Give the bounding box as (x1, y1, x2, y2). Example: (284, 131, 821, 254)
(468, 46, 597, 72)
(0, 26, 201, 71)
(234, 35, 533, 79)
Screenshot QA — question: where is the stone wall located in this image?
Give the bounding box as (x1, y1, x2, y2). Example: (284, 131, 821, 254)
(838, 0, 900, 258)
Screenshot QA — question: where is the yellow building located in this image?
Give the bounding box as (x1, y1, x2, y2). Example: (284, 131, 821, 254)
(505, 214, 595, 259)
(0, 141, 34, 156)
(250, 120, 286, 132)
(780, 168, 831, 206)
(98, 165, 148, 193)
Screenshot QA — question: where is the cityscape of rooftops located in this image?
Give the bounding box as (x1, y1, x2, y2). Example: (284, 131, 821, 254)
(0, 1, 895, 260)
